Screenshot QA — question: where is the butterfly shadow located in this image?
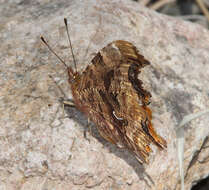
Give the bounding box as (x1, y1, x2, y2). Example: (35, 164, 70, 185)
(64, 104, 155, 188)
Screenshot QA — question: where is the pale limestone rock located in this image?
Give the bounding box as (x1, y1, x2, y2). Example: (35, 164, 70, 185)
(0, 0, 209, 189)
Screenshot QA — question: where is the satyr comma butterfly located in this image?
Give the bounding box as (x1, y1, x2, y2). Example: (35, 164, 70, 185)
(41, 18, 167, 163)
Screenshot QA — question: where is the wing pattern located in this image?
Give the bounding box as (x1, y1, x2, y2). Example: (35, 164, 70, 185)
(71, 40, 167, 163)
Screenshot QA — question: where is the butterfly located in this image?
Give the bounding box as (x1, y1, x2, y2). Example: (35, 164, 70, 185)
(41, 18, 167, 163)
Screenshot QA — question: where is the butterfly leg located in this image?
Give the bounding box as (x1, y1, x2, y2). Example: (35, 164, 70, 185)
(59, 98, 77, 119)
(48, 74, 75, 110)
(84, 118, 92, 142)
(62, 98, 75, 107)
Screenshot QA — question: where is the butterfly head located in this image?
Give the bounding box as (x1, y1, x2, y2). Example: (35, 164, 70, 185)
(67, 67, 80, 84)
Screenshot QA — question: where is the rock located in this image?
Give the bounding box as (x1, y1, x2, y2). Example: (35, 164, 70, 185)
(0, 0, 209, 189)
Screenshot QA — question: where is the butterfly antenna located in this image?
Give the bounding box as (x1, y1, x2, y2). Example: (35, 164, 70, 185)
(64, 18, 77, 72)
(40, 36, 68, 69)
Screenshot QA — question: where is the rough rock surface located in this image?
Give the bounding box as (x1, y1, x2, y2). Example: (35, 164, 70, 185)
(0, 0, 209, 189)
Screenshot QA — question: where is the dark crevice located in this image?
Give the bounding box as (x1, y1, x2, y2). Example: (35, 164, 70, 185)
(191, 176, 209, 190)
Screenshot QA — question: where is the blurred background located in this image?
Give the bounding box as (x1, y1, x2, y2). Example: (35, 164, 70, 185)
(133, 0, 209, 29)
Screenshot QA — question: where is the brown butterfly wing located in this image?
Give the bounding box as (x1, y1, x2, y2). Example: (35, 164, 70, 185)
(71, 40, 166, 163)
